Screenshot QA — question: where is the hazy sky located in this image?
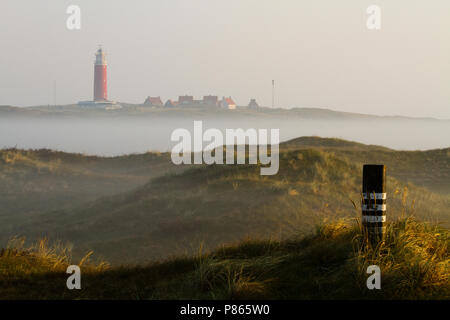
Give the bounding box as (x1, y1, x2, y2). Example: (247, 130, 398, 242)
(0, 0, 449, 118)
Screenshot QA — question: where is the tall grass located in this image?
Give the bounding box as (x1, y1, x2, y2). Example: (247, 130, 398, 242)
(354, 217, 449, 298)
(0, 237, 108, 275)
(0, 215, 448, 299)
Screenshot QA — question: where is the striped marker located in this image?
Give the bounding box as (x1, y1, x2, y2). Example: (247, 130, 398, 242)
(362, 165, 386, 246)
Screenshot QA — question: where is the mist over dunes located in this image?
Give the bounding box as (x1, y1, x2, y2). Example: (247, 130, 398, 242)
(1, 137, 448, 264)
(1, 107, 448, 298)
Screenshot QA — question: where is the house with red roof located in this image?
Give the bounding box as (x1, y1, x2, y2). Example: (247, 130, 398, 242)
(144, 96, 163, 107)
(221, 96, 237, 110)
(178, 95, 194, 106)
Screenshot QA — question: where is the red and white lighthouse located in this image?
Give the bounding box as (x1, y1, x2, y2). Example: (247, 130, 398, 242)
(93, 47, 108, 101)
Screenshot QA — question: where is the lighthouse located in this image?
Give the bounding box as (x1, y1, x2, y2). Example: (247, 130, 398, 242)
(77, 47, 119, 109)
(93, 47, 108, 101)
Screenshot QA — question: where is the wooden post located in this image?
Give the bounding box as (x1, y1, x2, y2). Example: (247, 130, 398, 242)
(362, 164, 386, 246)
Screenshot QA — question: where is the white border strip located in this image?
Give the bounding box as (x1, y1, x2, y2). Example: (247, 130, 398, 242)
(362, 215, 386, 223)
(363, 193, 386, 200)
(362, 204, 386, 211)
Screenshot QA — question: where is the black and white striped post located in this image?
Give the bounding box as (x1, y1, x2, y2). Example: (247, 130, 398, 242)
(362, 164, 386, 246)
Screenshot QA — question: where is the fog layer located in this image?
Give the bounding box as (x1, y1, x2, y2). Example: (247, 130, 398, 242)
(1, 117, 448, 155)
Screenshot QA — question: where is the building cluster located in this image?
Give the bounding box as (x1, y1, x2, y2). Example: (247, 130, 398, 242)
(144, 95, 260, 110)
(78, 47, 262, 111)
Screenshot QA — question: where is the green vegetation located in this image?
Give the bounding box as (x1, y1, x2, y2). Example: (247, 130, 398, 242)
(0, 148, 186, 245)
(0, 148, 182, 212)
(283, 136, 450, 194)
(1, 217, 448, 299)
(1, 138, 449, 264)
(0, 136, 448, 299)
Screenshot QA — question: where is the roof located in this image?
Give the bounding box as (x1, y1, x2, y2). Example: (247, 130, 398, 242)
(179, 96, 194, 104)
(165, 99, 179, 106)
(223, 97, 236, 105)
(144, 96, 163, 106)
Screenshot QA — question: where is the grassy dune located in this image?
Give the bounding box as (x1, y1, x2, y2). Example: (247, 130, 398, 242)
(0, 148, 187, 244)
(0, 136, 448, 299)
(283, 137, 450, 194)
(1, 217, 448, 299)
(0, 148, 183, 213)
(2, 138, 448, 264)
